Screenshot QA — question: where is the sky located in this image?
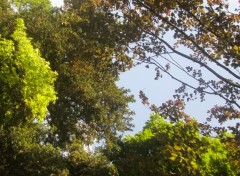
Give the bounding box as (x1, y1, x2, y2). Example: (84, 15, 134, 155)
(51, 0, 63, 7)
(50, 0, 239, 134)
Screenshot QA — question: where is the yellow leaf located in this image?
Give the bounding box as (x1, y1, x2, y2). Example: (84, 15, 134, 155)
(173, 144, 182, 150)
(191, 161, 198, 169)
(233, 45, 239, 51)
(187, 147, 192, 152)
(170, 156, 177, 161)
(170, 153, 178, 161)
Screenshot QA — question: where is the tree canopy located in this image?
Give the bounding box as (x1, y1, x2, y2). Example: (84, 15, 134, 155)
(108, 0, 240, 138)
(0, 18, 57, 126)
(109, 114, 237, 176)
(0, 0, 239, 175)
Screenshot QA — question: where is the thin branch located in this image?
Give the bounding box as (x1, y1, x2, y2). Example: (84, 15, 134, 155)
(174, 0, 240, 80)
(152, 50, 240, 108)
(149, 58, 240, 109)
(133, 54, 216, 96)
(144, 29, 240, 89)
(127, 43, 240, 108)
(135, 0, 240, 82)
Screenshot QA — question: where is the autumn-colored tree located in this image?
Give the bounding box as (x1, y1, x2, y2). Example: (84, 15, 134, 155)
(109, 0, 240, 137)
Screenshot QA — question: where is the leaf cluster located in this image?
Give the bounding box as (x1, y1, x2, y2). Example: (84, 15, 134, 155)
(109, 114, 238, 176)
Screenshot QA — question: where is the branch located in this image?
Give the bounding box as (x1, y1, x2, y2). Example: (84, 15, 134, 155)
(144, 29, 240, 89)
(135, 0, 240, 86)
(150, 57, 240, 109)
(174, 0, 240, 80)
(128, 42, 240, 108)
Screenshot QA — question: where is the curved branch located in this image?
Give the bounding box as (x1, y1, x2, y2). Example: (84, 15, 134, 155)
(144, 30, 240, 89)
(152, 51, 240, 108)
(174, 0, 240, 80)
(127, 45, 240, 108)
(149, 58, 240, 109)
(135, 0, 240, 81)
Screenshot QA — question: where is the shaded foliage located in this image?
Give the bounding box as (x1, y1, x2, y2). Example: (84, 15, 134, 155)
(0, 0, 137, 147)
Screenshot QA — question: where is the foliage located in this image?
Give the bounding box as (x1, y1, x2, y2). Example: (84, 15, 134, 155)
(66, 141, 119, 176)
(109, 0, 240, 136)
(1, 0, 240, 175)
(109, 114, 237, 176)
(0, 18, 57, 125)
(10, 0, 51, 12)
(0, 123, 117, 176)
(16, 0, 135, 147)
(221, 134, 240, 176)
(0, 0, 135, 175)
(0, 124, 68, 176)
(0, 17, 62, 175)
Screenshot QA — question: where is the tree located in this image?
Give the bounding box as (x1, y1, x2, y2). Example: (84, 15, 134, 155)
(0, 18, 64, 175)
(41, 0, 135, 147)
(0, 18, 57, 126)
(1, 0, 239, 175)
(0, 123, 68, 176)
(105, 2, 240, 173)
(0, 0, 137, 174)
(0, 122, 117, 175)
(66, 141, 119, 176)
(0, 16, 120, 175)
(108, 0, 240, 136)
(0, 0, 138, 148)
(109, 114, 238, 176)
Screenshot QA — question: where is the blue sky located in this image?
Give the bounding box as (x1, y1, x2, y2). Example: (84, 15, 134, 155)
(50, 0, 239, 134)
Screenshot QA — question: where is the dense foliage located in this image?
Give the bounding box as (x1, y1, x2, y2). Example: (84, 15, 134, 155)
(0, 18, 57, 126)
(109, 114, 237, 176)
(0, 0, 133, 174)
(0, 0, 239, 175)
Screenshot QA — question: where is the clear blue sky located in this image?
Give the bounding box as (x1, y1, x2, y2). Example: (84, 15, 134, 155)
(50, 0, 239, 134)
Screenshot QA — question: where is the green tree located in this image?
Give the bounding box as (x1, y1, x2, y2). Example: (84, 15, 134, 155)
(0, 17, 119, 176)
(66, 141, 119, 176)
(19, 0, 135, 148)
(0, 123, 68, 176)
(0, 0, 137, 148)
(0, 18, 65, 175)
(0, 122, 117, 175)
(109, 114, 237, 176)
(0, 2, 137, 175)
(0, 18, 57, 126)
(0, 1, 133, 175)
